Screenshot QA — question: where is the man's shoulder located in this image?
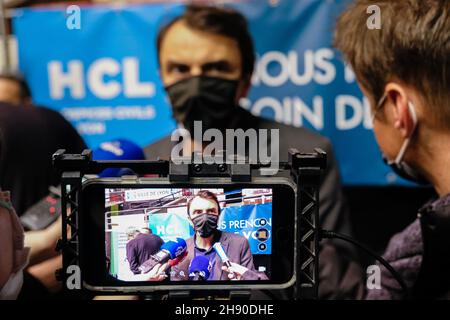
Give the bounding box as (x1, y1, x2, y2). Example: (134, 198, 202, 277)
(256, 116, 332, 154)
(143, 233, 163, 241)
(126, 238, 135, 249)
(136, 233, 162, 246)
(186, 236, 195, 246)
(144, 135, 173, 160)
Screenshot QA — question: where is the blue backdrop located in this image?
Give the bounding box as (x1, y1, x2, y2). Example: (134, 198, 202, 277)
(219, 203, 272, 255)
(147, 202, 272, 255)
(12, 0, 407, 185)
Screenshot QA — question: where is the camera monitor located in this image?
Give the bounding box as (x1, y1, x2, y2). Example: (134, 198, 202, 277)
(80, 178, 296, 292)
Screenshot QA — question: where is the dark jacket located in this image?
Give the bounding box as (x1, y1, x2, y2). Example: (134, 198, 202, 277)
(0, 103, 86, 216)
(126, 233, 164, 274)
(171, 230, 268, 281)
(366, 193, 450, 299)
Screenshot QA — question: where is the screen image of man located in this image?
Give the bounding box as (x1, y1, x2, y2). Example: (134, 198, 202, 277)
(170, 190, 268, 281)
(125, 227, 164, 275)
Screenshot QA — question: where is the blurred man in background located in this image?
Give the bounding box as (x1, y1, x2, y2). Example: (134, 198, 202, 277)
(145, 4, 361, 298)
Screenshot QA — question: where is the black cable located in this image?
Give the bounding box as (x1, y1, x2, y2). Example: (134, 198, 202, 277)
(320, 230, 408, 294)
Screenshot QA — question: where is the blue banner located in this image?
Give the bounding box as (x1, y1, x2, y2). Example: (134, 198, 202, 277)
(13, 3, 183, 149)
(13, 1, 407, 185)
(148, 212, 193, 242)
(218, 203, 272, 255)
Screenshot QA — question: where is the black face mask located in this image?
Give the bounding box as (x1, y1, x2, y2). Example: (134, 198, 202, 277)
(191, 214, 219, 238)
(165, 76, 239, 133)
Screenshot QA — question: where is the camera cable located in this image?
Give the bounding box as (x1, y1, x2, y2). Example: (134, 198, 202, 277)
(320, 229, 408, 294)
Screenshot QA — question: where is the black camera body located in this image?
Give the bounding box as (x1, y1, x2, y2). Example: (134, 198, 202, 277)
(53, 149, 326, 300)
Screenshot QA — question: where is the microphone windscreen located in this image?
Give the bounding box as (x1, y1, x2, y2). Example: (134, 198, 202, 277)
(161, 238, 187, 259)
(168, 250, 188, 267)
(189, 256, 211, 280)
(93, 139, 145, 177)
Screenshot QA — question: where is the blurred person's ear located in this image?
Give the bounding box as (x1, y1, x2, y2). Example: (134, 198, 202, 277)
(385, 82, 417, 139)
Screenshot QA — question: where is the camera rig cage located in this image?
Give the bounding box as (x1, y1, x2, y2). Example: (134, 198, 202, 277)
(52, 148, 326, 300)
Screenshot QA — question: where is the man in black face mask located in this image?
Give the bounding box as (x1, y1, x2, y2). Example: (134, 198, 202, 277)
(170, 190, 267, 281)
(145, 5, 360, 297)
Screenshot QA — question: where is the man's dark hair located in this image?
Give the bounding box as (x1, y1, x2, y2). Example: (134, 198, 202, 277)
(187, 190, 221, 216)
(157, 5, 255, 81)
(334, 0, 450, 129)
(0, 72, 32, 102)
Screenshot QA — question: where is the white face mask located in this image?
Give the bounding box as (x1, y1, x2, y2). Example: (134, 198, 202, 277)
(0, 270, 23, 300)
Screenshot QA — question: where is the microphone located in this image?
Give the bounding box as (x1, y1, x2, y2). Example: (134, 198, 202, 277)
(188, 256, 211, 281)
(93, 138, 145, 177)
(139, 238, 187, 274)
(213, 242, 236, 278)
(213, 242, 232, 268)
(168, 250, 188, 267)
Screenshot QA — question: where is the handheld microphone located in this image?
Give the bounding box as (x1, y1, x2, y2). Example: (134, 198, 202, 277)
(213, 242, 231, 268)
(93, 138, 145, 177)
(213, 242, 236, 279)
(168, 250, 188, 267)
(189, 256, 211, 281)
(139, 238, 187, 274)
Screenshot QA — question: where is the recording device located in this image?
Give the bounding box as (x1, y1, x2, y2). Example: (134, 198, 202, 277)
(189, 256, 211, 281)
(54, 149, 407, 299)
(53, 148, 326, 299)
(139, 238, 187, 274)
(83, 182, 293, 290)
(20, 185, 61, 231)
